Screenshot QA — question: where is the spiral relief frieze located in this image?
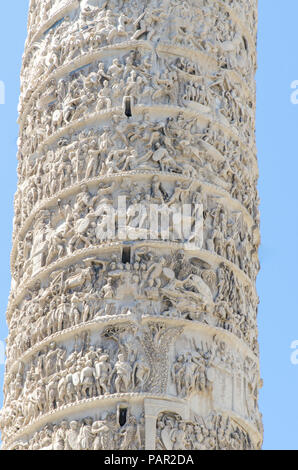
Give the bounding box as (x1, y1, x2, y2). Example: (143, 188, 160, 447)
(1, 0, 261, 450)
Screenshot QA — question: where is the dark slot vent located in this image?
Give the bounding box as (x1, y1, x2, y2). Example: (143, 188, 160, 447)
(119, 408, 128, 427)
(124, 96, 132, 117)
(122, 247, 131, 264)
(243, 36, 248, 51)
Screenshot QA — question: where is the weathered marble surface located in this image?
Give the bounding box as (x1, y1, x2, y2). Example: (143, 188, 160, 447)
(1, 0, 261, 450)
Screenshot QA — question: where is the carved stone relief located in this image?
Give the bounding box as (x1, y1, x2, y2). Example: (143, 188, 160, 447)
(1, 0, 261, 451)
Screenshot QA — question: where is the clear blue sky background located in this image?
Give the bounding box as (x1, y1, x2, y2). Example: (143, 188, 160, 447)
(0, 1, 297, 450)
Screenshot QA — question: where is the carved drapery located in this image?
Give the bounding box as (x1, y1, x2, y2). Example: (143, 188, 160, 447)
(1, 0, 261, 450)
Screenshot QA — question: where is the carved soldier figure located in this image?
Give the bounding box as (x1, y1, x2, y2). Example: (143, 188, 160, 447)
(95, 353, 112, 395)
(1, 0, 261, 451)
(80, 361, 96, 399)
(113, 354, 132, 393)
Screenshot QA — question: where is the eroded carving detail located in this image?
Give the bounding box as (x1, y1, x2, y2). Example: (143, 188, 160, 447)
(2, 0, 261, 450)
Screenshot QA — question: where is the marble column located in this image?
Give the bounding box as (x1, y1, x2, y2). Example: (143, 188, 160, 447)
(0, 0, 262, 450)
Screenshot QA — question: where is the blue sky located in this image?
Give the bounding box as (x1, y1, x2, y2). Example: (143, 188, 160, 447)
(0, 1, 297, 450)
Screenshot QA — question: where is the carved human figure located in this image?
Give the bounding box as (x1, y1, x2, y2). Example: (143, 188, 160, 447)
(113, 354, 132, 393)
(95, 353, 112, 395)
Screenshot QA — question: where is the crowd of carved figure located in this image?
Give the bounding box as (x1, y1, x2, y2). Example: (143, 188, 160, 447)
(15, 113, 259, 237)
(7, 410, 257, 450)
(18, 109, 258, 194)
(22, 0, 256, 106)
(26, 1, 257, 44)
(9, 409, 145, 450)
(12, 177, 259, 283)
(156, 412, 256, 450)
(2, 344, 148, 436)
(6, 247, 259, 362)
(1, 320, 261, 442)
(2, 0, 260, 450)
(20, 50, 255, 149)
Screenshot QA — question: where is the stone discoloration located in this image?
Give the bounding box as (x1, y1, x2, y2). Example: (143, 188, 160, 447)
(1, 0, 261, 450)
